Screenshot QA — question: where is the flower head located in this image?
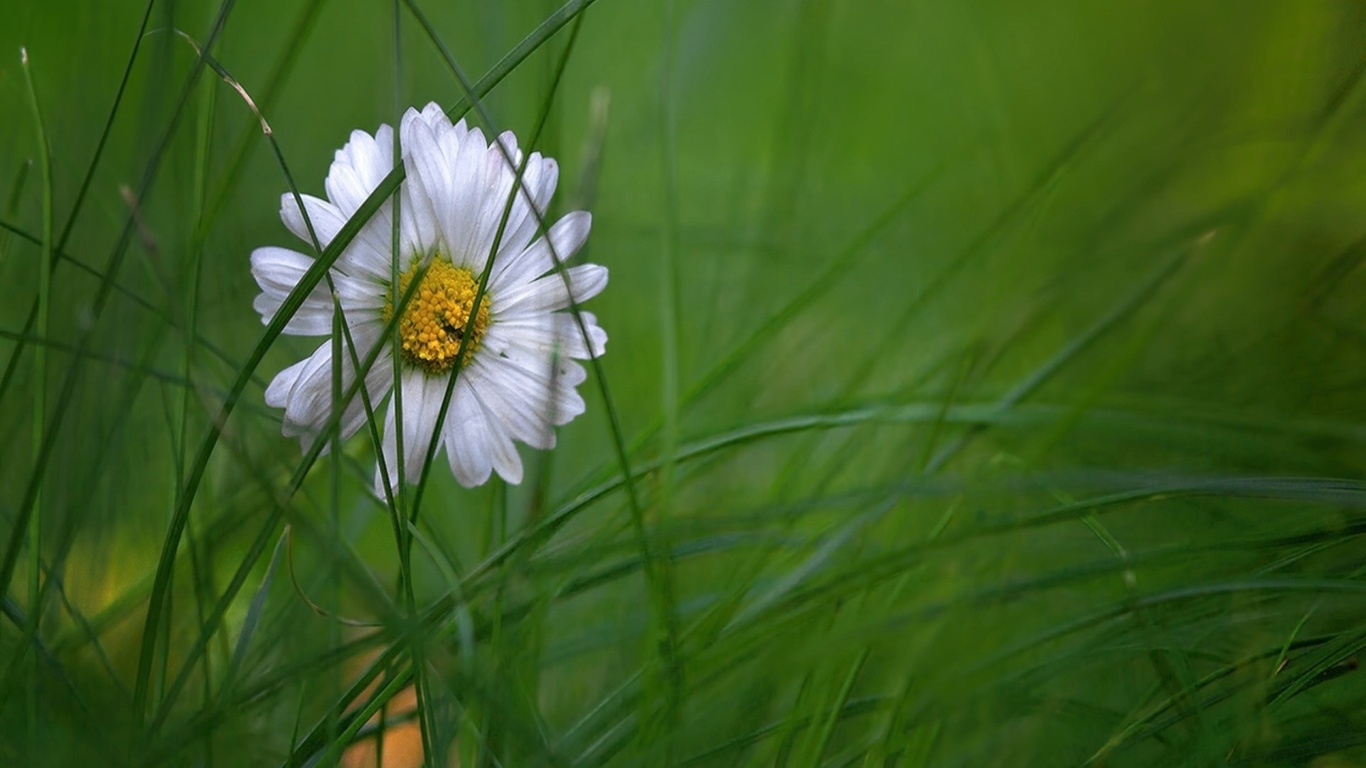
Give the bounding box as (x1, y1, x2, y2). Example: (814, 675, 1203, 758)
(251, 103, 607, 489)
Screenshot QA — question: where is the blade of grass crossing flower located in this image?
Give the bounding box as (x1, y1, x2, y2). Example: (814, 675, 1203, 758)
(418, 0, 618, 520)
(404, 19, 593, 759)
(400, 0, 582, 522)
(386, 0, 408, 524)
(168, 44, 365, 739)
(396, 20, 602, 765)
(424, 8, 680, 748)
(402, 0, 629, 531)
(399, 5, 544, 761)
(388, 3, 440, 762)
(395, 1, 608, 759)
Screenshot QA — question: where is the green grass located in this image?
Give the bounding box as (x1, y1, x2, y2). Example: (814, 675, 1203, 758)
(3, 0, 1366, 766)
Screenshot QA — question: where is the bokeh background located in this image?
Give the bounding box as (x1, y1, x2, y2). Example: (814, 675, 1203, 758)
(3, 0, 1366, 765)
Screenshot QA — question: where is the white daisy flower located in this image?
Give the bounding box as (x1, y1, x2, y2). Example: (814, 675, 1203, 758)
(251, 102, 607, 489)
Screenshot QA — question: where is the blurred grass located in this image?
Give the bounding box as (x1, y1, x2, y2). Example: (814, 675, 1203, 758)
(3, 0, 1366, 766)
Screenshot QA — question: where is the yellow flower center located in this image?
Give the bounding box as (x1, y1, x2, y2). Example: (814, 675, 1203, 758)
(383, 257, 490, 374)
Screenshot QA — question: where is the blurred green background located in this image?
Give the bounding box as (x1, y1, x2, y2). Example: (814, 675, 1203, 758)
(3, 0, 1366, 765)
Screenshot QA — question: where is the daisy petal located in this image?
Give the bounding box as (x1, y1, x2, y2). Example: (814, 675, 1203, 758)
(483, 309, 607, 361)
(251, 246, 383, 335)
(439, 369, 524, 487)
(399, 108, 445, 255)
(264, 323, 390, 450)
(325, 125, 395, 217)
(443, 375, 496, 487)
(488, 153, 552, 260)
(467, 356, 567, 449)
(495, 263, 609, 316)
(279, 193, 394, 281)
(403, 369, 452, 485)
(464, 132, 526, 270)
(443, 125, 492, 270)
(490, 210, 592, 293)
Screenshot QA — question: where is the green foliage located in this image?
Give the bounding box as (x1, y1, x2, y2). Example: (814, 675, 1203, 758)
(2, 0, 1366, 765)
